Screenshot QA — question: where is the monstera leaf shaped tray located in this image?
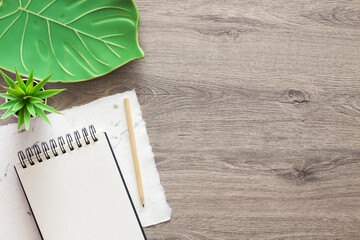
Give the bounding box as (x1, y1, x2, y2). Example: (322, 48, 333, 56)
(0, 0, 144, 82)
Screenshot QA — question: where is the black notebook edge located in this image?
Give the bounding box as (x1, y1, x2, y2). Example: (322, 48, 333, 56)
(14, 131, 147, 240)
(14, 166, 44, 240)
(104, 132, 147, 240)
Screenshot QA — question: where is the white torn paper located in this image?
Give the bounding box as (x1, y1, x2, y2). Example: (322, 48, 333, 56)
(0, 90, 172, 239)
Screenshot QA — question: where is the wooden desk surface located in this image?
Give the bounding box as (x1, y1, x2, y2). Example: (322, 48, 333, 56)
(1, 0, 360, 239)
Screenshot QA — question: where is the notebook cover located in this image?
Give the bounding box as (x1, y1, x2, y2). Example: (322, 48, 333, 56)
(14, 132, 147, 240)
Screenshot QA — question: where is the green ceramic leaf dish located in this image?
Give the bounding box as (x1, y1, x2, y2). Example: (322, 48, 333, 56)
(0, 0, 144, 82)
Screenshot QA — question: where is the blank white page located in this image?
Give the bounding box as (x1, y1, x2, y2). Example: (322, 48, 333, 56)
(15, 132, 146, 240)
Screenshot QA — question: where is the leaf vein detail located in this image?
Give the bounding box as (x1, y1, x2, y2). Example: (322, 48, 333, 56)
(100, 33, 124, 39)
(76, 32, 110, 67)
(20, 12, 29, 71)
(105, 43, 120, 58)
(38, 0, 56, 15)
(65, 6, 132, 25)
(64, 42, 96, 75)
(0, 9, 20, 20)
(24, 0, 32, 10)
(47, 20, 74, 76)
(19, 8, 126, 49)
(0, 11, 22, 39)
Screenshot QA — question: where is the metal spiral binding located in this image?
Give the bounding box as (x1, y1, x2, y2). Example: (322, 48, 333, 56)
(58, 136, 66, 153)
(82, 128, 90, 145)
(18, 151, 26, 168)
(74, 131, 82, 147)
(25, 148, 35, 166)
(33, 144, 43, 162)
(41, 142, 50, 159)
(17, 125, 98, 168)
(66, 134, 74, 151)
(89, 125, 98, 142)
(49, 139, 58, 156)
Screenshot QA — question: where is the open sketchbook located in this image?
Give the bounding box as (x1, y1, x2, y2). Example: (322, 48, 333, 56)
(15, 126, 146, 240)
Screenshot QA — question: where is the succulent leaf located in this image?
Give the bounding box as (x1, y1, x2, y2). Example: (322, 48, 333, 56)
(34, 106, 51, 125)
(2, 86, 22, 97)
(0, 93, 17, 100)
(15, 69, 23, 87)
(17, 77, 27, 92)
(0, 100, 17, 110)
(12, 101, 26, 112)
(26, 102, 36, 117)
(28, 97, 44, 104)
(0, 70, 16, 89)
(34, 102, 62, 114)
(17, 108, 25, 129)
(0, 107, 17, 120)
(13, 84, 26, 96)
(32, 74, 53, 94)
(26, 69, 34, 87)
(25, 80, 34, 95)
(24, 109, 30, 131)
(35, 89, 65, 99)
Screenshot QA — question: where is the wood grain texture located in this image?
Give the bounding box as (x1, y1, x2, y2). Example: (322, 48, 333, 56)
(1, 0, 360, 239)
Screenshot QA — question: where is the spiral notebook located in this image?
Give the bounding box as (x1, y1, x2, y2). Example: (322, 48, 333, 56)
(14, 126, 147, 240)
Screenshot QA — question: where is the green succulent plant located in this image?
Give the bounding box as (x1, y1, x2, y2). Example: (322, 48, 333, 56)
(0, 69, 65, 130)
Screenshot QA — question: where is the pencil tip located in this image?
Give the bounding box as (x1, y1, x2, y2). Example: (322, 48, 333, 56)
(142, 204, 145, 207)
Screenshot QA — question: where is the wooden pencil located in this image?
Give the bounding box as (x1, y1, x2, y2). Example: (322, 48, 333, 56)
(124, 98, 145, 207)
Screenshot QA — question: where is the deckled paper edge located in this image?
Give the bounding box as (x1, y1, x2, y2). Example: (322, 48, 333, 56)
(128, 90, 172, 227)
